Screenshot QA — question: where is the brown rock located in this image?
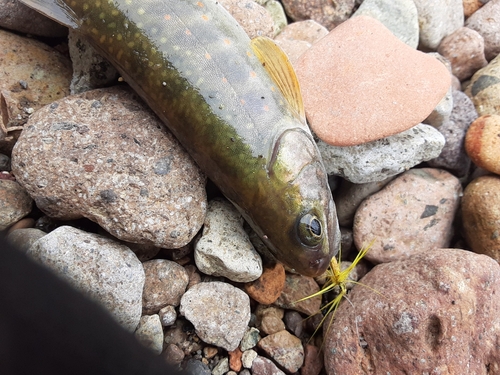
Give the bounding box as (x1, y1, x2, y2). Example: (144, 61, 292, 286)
(437, 27, 488, 81)
(280, 0, 355, 30)
(251, 355, 285, 375)
(465, 115, 500, 174)
(244, 262, 285, 305)
(229, 348, 243, 372)
(324, 249, 500, 374)
(463, 0, 485, 18)
(6, 217, 35, 233)
(462, 175, 500, 260)
(274, 273, 321, 315)
(354, 168, 462, 264)
(219, 0, 275, 38)
(257, 330, 304, 373)
(301, 344, 323, 375)
(465, 0, 500, 61)
(296, 16, 451, 146)
(0, 180, 32, 231)
(163, 343, 185, 366)
(142, 259, 189, 314)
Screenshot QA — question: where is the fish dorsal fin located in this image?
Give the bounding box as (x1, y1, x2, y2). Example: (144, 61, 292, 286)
(19, 0, 79, 29)
(251, 36, 306, 123)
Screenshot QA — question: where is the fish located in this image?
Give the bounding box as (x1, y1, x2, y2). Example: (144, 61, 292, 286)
(19, 0, 340, 277)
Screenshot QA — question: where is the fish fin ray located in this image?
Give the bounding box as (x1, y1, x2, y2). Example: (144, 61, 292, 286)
(250, 36, 306, 123)
(19, 0, 79, 29)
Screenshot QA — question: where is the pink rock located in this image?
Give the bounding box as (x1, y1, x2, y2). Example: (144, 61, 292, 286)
(296, 16, 451, 146)
(465, 0, 500, 61)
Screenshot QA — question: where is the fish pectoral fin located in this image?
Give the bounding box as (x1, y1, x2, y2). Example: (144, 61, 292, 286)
(19, 0, 79, 29)
(250, 36, 306, 123)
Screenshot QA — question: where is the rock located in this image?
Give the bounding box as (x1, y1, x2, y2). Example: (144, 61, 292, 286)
(465, 115, 500, 174)
(335, 177, 396, 227)
(301, 344, 323, 375)
(413, 0, 464, 50)
(180, 281, 250, 351)
(251, 355, 286, 375)
(324, 249, 500, 374)
(275, 20, 328, 44)
(280, 0, 355, 30)
(229, 348, 243, 372)
(0, 180, 32, 231)
(27, 226, 145, 331)
(437, 27, 488, 80)
(134, 315, 164, 355)
(274, 273, 321, 316)
(463, 0, 486, 17)
(352, 0, 419, 48)
(194, 198, 262, 282)
(142, 259, 189, 314)
(184, 359, 211, 375)
(163, 343, 185, 365)
(244, 262, 285, 305)
(0, 0, 67, 37)
(12, 86, 207, 249)
(158, 305, 177, 327)
(257, 306, 286, 335)
(0, 154, 10, 171)
(428, 90, 478, 176)
(296, 16, 451, 146)
(284, 311, 304, 338)
(462, 175, 500, 260)
(274, 39, 311, 65)
(465, 0, 500, 61)
(0, 29, 72, 153)
(317, 124, 446, 184)
(257, 330, 304, 373)
(6, 228, 46, 253)
(465, 53, 500, 116)
(259, 0, 287, 36)
(219, 0, 275, 38)
(212, 357, 229, 375)
(353, 168, 462, 264)
(425, 80, 454, 127)
(242, 349, 258, 368)
(240, 327, 261, 351)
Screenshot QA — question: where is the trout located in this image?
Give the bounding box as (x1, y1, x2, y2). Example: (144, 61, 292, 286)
(19, 0, 340, 277)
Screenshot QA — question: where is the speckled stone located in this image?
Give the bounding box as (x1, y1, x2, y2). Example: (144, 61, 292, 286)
(275, 20, 328, 45)
(6, 228, 45, 253)
(274, 273, 321, 315)
(12, 86, 207, 249)
(437, 27, 487, 81)
(297, 16, 451, 146)
(244, 262, 285, 305)
(465, 53, 500, 116)
(252, 355, 286, 375)
(353, 168, 462, 264)
(324, 249, 500, 374)
(465, 115, 500, 174)
(465, 0, 500, 61)
(134, 314, 164, 355)
(219, 0, 275, 38)
(257, 330, 304, 373)
(462, 175, 500, 260)
(0, 180, 32, 231)
(280, 0, 355, 30)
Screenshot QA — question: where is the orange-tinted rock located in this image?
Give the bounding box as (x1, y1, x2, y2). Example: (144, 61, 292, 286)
(296, 16, 451, 146)
(465, 114, 500, 174)
(462, 175, 500, 261)
(244, 262, 285, 305)
(228, 348, 243, 372)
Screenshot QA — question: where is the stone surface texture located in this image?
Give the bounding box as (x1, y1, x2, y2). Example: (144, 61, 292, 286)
(244, 262, 285, 305)
(324, 249, 500, 374)
(219, 0, 275, 38)
(465, 114, 500, 174)
(274, 273, 321, 315)
(297, 16, 451, 146)
(12, 86, 207, 249)
(353, 168, 462, 264)
(180, 281, 251, 351)
(465, 0, 500, 61)
(0, 179, 32, 231)
(134, 314, 164, 355)
(280, 0, 355, 30)
(27, 226, 145, 331)
(257, 330, 304, 373)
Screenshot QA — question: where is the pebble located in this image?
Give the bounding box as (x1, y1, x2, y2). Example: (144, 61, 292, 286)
(280, 0, 355, 30)
(251, 355, 286, 375)
(0, 0, 67, 37)
(0, 29, 72, 153)
(465, 0, 500, 61)
(184, 359, 211, 375)
(427, 90, 478, 176)
(6, 228, 45, 253)
(27, 226, 145, 331)
(437, 27, 488, 81)
(194, 199, 263, 282)
(243, 262, 285, 305)
(354, 168, 462, 264)
(413, 0, 464, 50)
(134, 315, 164, 355)
(258, 0, 288, 36)
(317, 124, 446, 184)
(241, 349, 258, 368)
(465, 52, 500, 116)
(465, 115, 500, 174)
(163, 343, 185, 366)
(240, 327, 261, 351)
(219, 0, 275, 38)
(352, 0, 419, 48)
(0, 179, 32, 231)
(158, 305, 177, 327)
(0, 154, 11, 171)
(257, 308, 286, 335)
(12, 86, 207, 249)
(324, 249, 500, 374)
(296, 16, 451, 146)
(228, 348, 243, 372)
(257, 330, 304, 373)
(463, 0, 486, 17)
(274, 273, 321, 315)
(283, 311, 304, 338)
(142, 259, 189, 314)
(275, 20, 328, 44)
(301, 344, 323, 375)
(180, 281, 250, 351)
(462, 175, 500, 261)
(212, 357, 229, 375)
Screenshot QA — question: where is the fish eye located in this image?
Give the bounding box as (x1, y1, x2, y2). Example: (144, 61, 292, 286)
(297, 213, 323, 247)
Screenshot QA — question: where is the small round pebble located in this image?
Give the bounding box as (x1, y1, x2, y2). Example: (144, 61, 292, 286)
(158, 305, 177, 327)
(280, 0, 355, 30)
(465, 114, 500, 174)
(242, 349, 258, 369)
